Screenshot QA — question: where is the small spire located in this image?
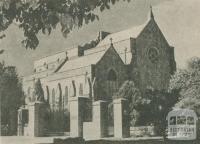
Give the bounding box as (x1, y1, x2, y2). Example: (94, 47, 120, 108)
(110, 38, 113, 44)
(150, 5, 154, 19)
(110, 38, 113, 47)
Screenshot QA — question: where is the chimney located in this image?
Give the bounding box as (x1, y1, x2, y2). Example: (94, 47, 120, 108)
(98, 31, 110, 41)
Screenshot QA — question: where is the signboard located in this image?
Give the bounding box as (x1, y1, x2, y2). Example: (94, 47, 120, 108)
(166, 109, 198, 140)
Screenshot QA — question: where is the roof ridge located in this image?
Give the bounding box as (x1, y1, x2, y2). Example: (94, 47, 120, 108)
(107, 19, 150, 37)
(97, 19, 150, 47)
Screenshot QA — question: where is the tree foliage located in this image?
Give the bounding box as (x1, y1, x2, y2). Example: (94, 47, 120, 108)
(116, 80, 146, 126)
(169, 57, 200, 115)
(0, 0, 130, 49)
(0, 62, 24, 135)
(117, 80, 179, 135)
(34, 78, 45, 102)
(141, 89, 179, 135)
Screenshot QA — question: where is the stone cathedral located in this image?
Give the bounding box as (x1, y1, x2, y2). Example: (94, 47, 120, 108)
(21, 10, 176, 135)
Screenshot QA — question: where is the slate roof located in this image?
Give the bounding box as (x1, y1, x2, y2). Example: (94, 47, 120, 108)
(57, 20, 150, 71)
(29, 19, 150, 77)
(78, 20, 150, 65)
(97, 20, 149, 47)
(57, 50, 107, 73)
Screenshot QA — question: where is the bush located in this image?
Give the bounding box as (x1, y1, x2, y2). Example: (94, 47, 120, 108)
(54, 137, 85, 144)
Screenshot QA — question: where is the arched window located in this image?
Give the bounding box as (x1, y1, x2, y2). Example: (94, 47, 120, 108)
(107, 69, 118, 98)
(107, 69, 117, 81)
(79, 83, 83, 96)
(70, 80, 76, 97)
(58, 83, 62, 106)
(52, 88, 55, 109)
(64, 86, 68, 108)
(46, 86, 50, 104)
(83, 78, 91, 97)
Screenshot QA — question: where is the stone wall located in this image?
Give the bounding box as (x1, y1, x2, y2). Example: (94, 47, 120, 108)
(94, 47, 128, 101)
(23, 65, 93, 133)
(86, 139, 198, 144)
(130, 18, 176, 92)
(53, 138, 199, 144)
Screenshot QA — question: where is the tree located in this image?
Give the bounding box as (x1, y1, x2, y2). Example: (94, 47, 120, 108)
(142, 89, 179, 135)
(0, 49, 4, 54)
(0, 62, 24, 135)
(0, 0, 130, 49)
(169, 57, 200, 116)
(117, 80, 179, 136)
(34, 78, 45, 102)
(116, 80, 148, 126)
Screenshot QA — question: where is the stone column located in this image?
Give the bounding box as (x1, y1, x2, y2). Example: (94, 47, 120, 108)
(83, 100, 108, 139)
(17, 108, 23, 136)
(69, 96, 89, 137)
(113, 98, 130, 138)
(94, 100, 108, 138)
(28, 102, 46, 137)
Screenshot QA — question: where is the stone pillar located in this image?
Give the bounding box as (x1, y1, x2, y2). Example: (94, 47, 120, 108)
(94, 100, 108, 138)
(28, 102, 46, 137)
(83, 100, 108, 139)
(17, 108, 23, 136)
(17, 107, 29, 136)
(69, 96, 89, 137)
(113, 98, 130, 138)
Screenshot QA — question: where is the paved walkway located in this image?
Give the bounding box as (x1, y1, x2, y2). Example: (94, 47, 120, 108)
(0, 136, 68, 144)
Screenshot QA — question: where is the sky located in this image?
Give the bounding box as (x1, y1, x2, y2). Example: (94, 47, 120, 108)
(0, 0, 200, 76)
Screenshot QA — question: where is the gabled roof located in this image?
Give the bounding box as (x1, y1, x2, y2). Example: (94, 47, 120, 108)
(57, 44, 126, 73)
(83, 20, 150, 65)
(167, 109, 198, 119)
(57, 50, 107, 73)
(97, 20, 149, 47)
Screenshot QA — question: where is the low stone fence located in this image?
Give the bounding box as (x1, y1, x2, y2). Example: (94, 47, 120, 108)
(53, 137, 199, 144)
(87, 139, 198, 144)
(54, 137, 85, 144)
(87, 139, 163, 144)
(130, 126, 155, 137)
